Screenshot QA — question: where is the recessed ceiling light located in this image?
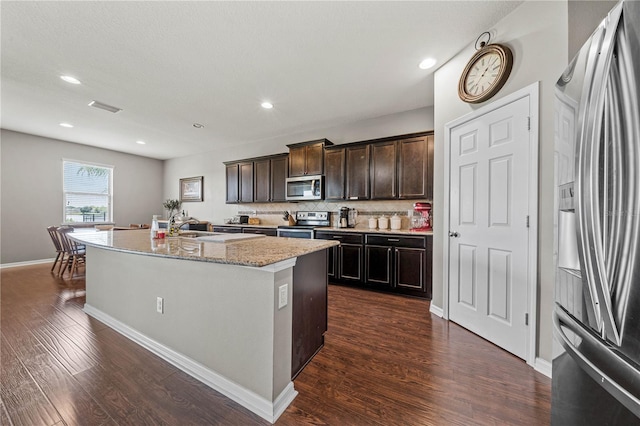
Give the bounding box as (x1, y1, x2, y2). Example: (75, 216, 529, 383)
(418, 58, 437, 70)
(261, 102, 274, 109)
(60, 75, 81, 84)
(193, 123, 204, 128)
(136, 140, 146, 145)
(59, 122, 74, 128)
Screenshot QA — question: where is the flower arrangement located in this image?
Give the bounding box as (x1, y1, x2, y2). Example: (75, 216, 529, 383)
(163, 199, 181, 219)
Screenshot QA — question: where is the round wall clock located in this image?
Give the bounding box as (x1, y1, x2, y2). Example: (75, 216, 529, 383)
(458, 43, 513, 104)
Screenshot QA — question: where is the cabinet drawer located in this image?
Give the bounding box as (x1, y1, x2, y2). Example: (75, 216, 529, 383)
(365, 234, 425, 248)
(212, 226, 243, 233)
(242, 227, 277, 236)
(315, 232, 363, 245)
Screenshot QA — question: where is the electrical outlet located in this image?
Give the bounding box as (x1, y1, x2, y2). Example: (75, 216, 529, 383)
(278, 284, 288, 309)
(156, 297, 164, 314)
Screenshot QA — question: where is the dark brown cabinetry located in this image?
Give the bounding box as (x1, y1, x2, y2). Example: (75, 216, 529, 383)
(324, 148, 346, 200)
(315, 232, 363, 283)
(324, 144, 370, 201)
(270, 155, 288, 202)
(370, 133, 434, 200)
(239, 162, 254, 203)
(224, 161, 253, 203)
(398, 135, 434, 199)
(287, 139, 333, 177)
(370, 140, 397, 199)
(225, 164, 240, 204)
(254, 154, 288, 203)
(224, 153, 288, 204)
(346, 145, 370, 200)
(242, 227, 277, 237)
(291, 249, 328, 378)
(365, 234, 431, 298)
(212, 226, 243, 233)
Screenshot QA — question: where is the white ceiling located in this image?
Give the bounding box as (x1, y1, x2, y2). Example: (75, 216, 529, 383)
(1, 1, 522, 160)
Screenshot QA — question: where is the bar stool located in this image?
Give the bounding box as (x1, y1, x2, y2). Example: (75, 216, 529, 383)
(56, 227, 86, 278)
(46, 226, 64, 273)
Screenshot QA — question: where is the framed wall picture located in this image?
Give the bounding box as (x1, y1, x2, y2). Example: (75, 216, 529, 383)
(180, 176, 204, 202)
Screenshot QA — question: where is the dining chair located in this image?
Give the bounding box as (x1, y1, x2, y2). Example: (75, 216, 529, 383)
(46, 226, 65, 273)
(56, 227, 86, 278)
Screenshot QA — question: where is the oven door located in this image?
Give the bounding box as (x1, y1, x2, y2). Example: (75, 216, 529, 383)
(277, 227, 314, 239)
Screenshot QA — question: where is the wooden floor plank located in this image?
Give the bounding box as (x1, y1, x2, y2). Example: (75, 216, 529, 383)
(1, 263, 551, 425)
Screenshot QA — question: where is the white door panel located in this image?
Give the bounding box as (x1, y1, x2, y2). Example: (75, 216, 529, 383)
(449, 96, 530, 360)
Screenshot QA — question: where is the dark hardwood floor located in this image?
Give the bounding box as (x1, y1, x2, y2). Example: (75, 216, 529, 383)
(1, 263, 551, 425)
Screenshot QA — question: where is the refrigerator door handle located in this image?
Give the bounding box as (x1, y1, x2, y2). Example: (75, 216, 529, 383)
(553, 304, 640, 417)
(575, 2, 624, 346)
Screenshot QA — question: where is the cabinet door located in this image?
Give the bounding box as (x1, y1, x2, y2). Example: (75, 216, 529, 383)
(370, 141, 397, 199)
(324, 148, 345, 200)
(270, 156, 288, 202)
(398, 136, 428, 199)
(253, 159, 271, 202)
(225, 163, 239, 204)
(345, 145, 369, 200)
(425, 135, 434, 200)
(395, 247, 425, 290)
(305, 143, 324, 175)
(365, 245, 393, 287)
(326, 244, 337, 279)
(239, 162, 254, 203)
(339, 243, 363, 281)
(289, 146, 306, 177)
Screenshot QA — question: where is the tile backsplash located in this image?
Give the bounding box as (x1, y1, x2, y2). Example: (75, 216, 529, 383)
(235, 199, 431, 229)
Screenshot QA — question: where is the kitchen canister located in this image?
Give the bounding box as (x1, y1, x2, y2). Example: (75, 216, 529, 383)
(390, 214, 402, 230)
(368, 217, 378, 229)
(378, 215, 389, 230)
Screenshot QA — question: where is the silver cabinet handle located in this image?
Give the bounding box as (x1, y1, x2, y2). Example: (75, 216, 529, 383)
(449, 232, 459, 238)
(387, 238, 400, 242)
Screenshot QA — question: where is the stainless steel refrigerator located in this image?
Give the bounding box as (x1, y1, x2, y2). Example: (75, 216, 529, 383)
(553, 0, 640, 423)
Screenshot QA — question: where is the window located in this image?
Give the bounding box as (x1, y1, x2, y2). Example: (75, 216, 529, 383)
(63, 160, 113, 224)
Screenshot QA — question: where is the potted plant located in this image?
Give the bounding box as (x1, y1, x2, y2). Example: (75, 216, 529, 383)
(163, 199, 181, 220)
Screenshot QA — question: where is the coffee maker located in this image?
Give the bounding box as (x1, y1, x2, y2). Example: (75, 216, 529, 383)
(339, 207, 357, 228)
(411, 202, 432, 231)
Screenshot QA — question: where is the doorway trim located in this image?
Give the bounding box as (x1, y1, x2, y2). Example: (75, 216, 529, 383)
(442, 82, 539, 366)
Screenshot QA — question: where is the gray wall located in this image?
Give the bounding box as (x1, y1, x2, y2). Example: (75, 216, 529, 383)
(1, 129, 164, 264)
(164, 107, 434, 224)
(432, 1, 568, 364)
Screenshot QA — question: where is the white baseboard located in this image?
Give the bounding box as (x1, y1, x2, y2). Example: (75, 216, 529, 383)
(83, 304, 297, 423)
(429, 304, 444, 317)
(0, 258, 54, 269)
(534, 357, 552, 378)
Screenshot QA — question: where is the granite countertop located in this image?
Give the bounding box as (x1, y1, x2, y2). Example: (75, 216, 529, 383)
(70, 229, 338, 268)
(211, 223, 432, 235)
(314, 227, 433, 236)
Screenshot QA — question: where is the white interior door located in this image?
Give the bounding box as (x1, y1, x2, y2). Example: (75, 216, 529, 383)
(448, 96, 531, 360)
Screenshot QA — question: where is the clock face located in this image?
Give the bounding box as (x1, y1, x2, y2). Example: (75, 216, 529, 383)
(458, 44, 513, 104)
(465, 51, 503, 97)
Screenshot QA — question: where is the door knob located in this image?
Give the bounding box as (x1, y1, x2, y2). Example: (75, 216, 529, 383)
(449, 231, 460, 238)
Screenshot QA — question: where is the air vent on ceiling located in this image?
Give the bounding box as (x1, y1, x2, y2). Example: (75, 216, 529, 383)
(88, 100, 122, 113)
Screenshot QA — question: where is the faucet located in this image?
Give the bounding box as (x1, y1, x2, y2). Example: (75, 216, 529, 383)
(169, 216, 199, 236)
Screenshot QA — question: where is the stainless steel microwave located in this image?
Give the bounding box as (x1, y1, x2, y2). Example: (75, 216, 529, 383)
(285, 175, 324, 201)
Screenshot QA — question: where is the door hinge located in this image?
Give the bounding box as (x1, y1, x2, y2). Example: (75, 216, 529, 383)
(527, 116, 531, 131)
(525, 313, 529, 326)
(526, 215, 530, 228)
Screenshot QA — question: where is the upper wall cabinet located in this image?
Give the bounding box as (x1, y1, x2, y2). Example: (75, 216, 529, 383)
(370, 133, 434, 200)
(287, 139, 333, 177)
(398, 135, 433, 199)
(325, 144, 370, 201)
(225, 162, 253, 204)
(225, 153, 288, 204)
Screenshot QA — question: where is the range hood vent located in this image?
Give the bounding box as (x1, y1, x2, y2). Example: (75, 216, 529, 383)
(88, 100, 122, 113)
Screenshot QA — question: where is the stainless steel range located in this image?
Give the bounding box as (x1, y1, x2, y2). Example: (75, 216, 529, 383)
(277, 211, 331, 239)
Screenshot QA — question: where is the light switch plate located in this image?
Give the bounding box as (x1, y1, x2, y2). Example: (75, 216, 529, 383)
(278, 284, 288, 309)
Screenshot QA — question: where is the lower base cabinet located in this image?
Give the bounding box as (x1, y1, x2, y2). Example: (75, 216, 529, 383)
(317, 231, 432, 299)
